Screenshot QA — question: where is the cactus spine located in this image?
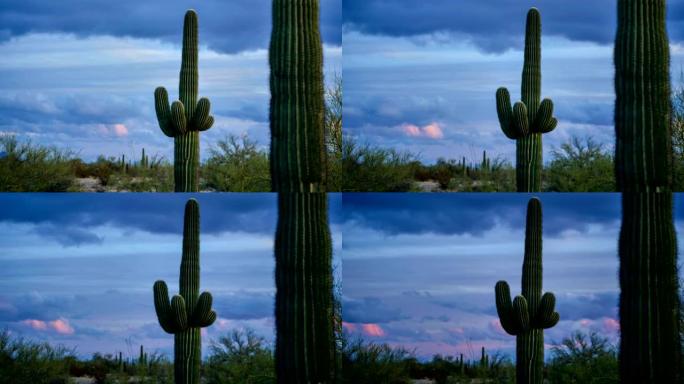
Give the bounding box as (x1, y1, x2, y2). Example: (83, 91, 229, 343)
(154, 10, 214, 192)
(153, 199, 216, 384)
(269, 0, 326, 192)
(494, 198, 559, 384)
(615, 1, 681, 381)
(496, 8, 557, 192)
(274, 193, 334, 383)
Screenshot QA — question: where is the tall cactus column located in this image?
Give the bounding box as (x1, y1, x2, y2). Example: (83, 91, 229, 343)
(274, 193, 334, 382)
(153, 199, 216, 384)
(269, 0, 326, 192)
(154, 10, 214, 192)
(615, 0, 681, 382)
(496, 8, 557, 192)
(494, 198, 559, 384)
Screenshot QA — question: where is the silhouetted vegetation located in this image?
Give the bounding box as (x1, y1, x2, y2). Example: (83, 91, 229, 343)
(342, 331, 619, 384)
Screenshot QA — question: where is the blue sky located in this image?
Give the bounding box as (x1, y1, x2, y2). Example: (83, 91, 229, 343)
(0, 193, 342, 359)
(0, 0, 341, 161)
(342, 193, 684, 361)
(344, 0, 684, 163)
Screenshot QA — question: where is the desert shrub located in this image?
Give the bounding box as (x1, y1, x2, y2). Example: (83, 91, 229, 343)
(544, 137, 615, 192)
(342, 136, 418, 192)
(673, 70, 684, 190)
(0, 330, 73, 384)
(0, 135, 75, 191)
(342, 337, 413, 384)
(547, 331, 618, 384)
(202, 135, 270, 192)
(326, 73, 343, 192)
(204, 328, 275, 384)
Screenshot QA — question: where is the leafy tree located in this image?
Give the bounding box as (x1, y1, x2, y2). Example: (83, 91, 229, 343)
(545, 137, 615, 191)
(547, 331, 618, 384)
(204, 328, 275, 384)
(202, 134, 271, 192)
(326, 73, 343, 192)
(0, 135, 75, 191)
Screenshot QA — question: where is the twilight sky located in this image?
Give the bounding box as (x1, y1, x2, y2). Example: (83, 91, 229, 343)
(0, 193, 342, 359)
(0, 0, 341, 161)
(344, 0, 684, 163)
(342, 193, 684, 361)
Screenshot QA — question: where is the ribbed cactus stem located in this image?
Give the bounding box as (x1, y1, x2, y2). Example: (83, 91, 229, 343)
(269, 0, 326, 192)
(153, 199, 216, 384)
(615, 0, 672, 192)
(494, 198, 558, 384)
(274, 193, 334, 382)
(496, 8, 557, 192)
(154, 10, 213, 192)
(615, 1, 681, 381)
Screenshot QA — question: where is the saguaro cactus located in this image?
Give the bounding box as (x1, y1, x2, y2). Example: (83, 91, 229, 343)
(494, 198, 559, 384)
(615, 0, 681, 381)
(154, 10, 214, 192)
(269, 0, 326, 192)
(496, 8, 557, 192)
(153, 199, 216, 384)
(274, 193, 334, 383)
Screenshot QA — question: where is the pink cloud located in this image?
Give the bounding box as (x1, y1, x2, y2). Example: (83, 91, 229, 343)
(49, 318, 75, 335)
(423, 123, 444, 139)
(361, 323, 386, 337)
(400, 122, 444, 139)
(603, 318, 620, 333)
(342, 322, 357, 332)
(22, 318, 74, 335)
(22, 319, 48, 331)
(402, 123, 421, 137)
(112, 124, 128, 137)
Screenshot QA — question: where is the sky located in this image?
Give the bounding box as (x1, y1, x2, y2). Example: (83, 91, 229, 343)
(344, 0, 684, 164)
(0, 0, 341, 161)
(0, 193, 342, 359)
(342, 193, 684, 361)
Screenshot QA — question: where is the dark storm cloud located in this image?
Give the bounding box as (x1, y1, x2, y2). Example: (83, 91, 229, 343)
(343, 194, 623, 236)
(343, 297, 409, 323)
(344, 0, 684, 52)
(0, 0, 342, 53)
(0, 194, 342, 247)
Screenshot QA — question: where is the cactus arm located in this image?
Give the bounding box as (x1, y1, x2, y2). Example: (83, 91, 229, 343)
(171, 295, 188, 331)
(191, 291, 216, 327)
(495, 280, 520, 335)
(512, 102, 529, 137)
(153, 280, 178, 333)
(512, 296, 530, 331)
(535, 292, 559, 328)
(171, 101, 188, 134)
(155, 87, 176, 137)
(496, 87, 518, 139)
(532, 99, 555, 133)
(190, 98, 211, 130)
(198, 116, 214, 131)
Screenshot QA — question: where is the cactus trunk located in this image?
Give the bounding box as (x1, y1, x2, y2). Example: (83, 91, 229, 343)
(154, 10, 213, 192)
(274, 193, 334, 383)
(153, 199, 216, 384)
(494, 198, 559, 384)
(269, 0, 326, 193)
(496, 8, 557, 192)
(614, 0, 681, 382)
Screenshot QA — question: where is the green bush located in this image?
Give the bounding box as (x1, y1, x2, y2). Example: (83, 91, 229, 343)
(204, 329, 275, 384)
(0, 136, 75, 191)
(0, 330, 73, 384)
(547, 331, 618, 384)
(342, 337, 414, 384)
(544, 137, 615, 192)
(342, 136, 418, 192)
(202, 135, 270, 192)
